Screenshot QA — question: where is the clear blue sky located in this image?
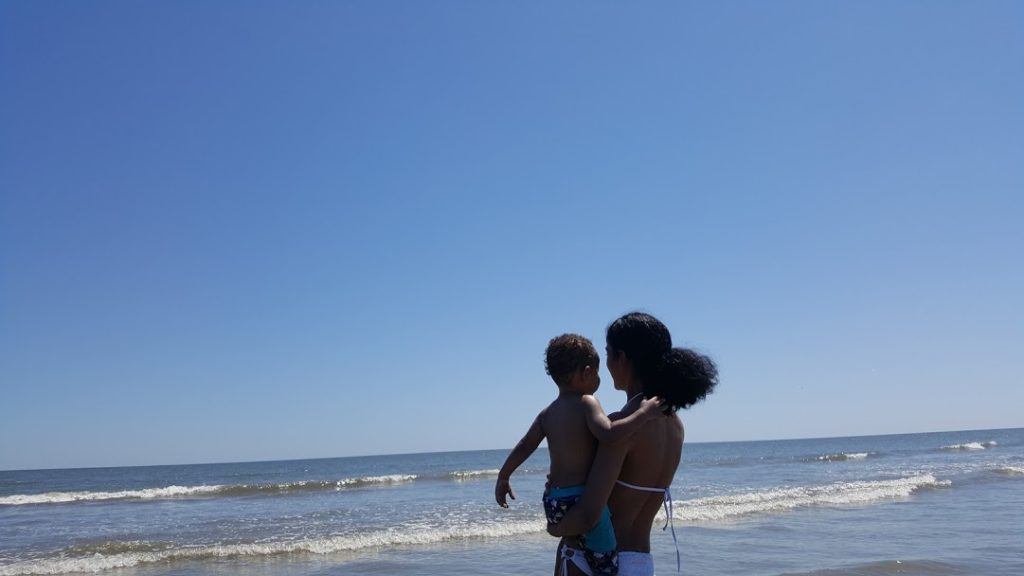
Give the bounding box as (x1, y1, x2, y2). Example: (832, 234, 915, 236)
(1, 1, 1021, 471)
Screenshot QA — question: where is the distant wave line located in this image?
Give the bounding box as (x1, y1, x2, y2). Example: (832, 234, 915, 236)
(941, 441, 997, 451)
(0, 485, 226, 506)
(812, 452, 875, 462)
(0, 468, 559, 506)
(448, 469, 501, 480)
(0, 475, 419, 506)
(0, 466, 567, 506)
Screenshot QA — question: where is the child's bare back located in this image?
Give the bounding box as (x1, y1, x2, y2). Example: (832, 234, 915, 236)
(542, 393, 600, 487)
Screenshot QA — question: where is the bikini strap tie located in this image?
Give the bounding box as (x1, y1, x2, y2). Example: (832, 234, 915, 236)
(615, 480, 680, 572)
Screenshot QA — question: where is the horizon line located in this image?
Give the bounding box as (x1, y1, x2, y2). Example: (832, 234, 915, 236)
(2, 425, 1019, 474)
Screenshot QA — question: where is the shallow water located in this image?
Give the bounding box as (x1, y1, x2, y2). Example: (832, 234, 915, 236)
(2, 428, 1021, 575)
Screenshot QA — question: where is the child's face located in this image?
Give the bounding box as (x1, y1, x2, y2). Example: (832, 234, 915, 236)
(576, 363, 601, 395)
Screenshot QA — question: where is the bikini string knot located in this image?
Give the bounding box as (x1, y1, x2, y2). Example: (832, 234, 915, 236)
(661, 488, 680, 572)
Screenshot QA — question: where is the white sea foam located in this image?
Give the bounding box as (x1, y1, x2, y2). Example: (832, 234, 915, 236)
(815, 452, 872, 462)
(0, 475, 419, 506)
(448, 469, 501, 480)
(992, 465, 1024, 476)
(250, 475, 419, 491)
(335, 474, 418, 487)
(0, 520, 545, 576)
(666, 474, 949, 523)
(0, 485, 224, 506)
(941, 441, 997, 451)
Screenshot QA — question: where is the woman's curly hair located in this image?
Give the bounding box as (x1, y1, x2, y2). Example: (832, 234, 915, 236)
(607, 312, 718, 413)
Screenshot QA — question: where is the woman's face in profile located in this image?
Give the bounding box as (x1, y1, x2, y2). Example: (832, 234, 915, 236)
(605, 345, 626, 391)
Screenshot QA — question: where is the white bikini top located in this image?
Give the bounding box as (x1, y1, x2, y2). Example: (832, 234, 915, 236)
(616, 480, 680, 572)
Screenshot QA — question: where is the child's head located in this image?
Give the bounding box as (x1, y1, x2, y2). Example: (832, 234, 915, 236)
(545, 333, 600, 391)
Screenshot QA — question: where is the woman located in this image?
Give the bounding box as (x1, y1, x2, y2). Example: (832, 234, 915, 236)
(548, 312, 718, 576)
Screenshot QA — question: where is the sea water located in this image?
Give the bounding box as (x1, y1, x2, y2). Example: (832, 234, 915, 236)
(1, 428, 1021, 575)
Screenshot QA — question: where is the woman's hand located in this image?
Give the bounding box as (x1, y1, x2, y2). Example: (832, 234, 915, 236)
(547, 521, 571, 537)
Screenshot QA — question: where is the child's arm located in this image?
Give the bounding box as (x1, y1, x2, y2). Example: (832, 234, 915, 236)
(582, 395, 662, 444)
(495, 412, 546, 508)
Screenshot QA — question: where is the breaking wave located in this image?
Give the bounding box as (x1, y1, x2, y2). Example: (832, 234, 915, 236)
(941, 441, 997, 451)
(0, 472, 969, 574)
(448, 469, 501, 480)
(668, 474, 949, 523)
(0, 485, 225, 506)
(0, 475, 419, 506)
(0, 520, 545, 576)
(813, 452, 874, 462)
(333, 474, 418, 488)
(0, 466, 556, 507)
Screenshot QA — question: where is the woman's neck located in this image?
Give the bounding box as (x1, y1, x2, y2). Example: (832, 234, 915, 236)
(623, 383, 645, 410)
(625, 382, 644, 400)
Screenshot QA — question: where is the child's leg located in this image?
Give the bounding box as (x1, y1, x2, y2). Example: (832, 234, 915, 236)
(580, 505, 618, 575)
(545, 486, 618, 576)
(580, 505, 615, 552)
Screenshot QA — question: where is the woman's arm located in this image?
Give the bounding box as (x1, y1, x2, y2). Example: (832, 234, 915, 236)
(582, 395, 662, 444)
(547, 436, 630, 536)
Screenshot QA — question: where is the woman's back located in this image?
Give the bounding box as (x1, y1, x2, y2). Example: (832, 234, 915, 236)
(608, 415, 683, 552)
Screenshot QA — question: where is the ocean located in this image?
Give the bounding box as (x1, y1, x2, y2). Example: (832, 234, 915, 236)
(1, 428, 1021, 576)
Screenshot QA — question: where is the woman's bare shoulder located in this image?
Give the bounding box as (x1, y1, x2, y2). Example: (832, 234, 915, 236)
(619, 416, 683, 483)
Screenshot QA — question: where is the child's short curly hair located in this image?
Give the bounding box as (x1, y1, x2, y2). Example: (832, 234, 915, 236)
(545, 333, 599, 385)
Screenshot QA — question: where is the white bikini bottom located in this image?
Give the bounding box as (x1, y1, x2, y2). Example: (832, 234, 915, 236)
(618, 551, 655, 576)
(558, 544, 593, 576)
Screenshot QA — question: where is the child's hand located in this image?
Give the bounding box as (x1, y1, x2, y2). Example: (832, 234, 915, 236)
(495, 477, 516, 508)
(638, 396, 665, 420)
